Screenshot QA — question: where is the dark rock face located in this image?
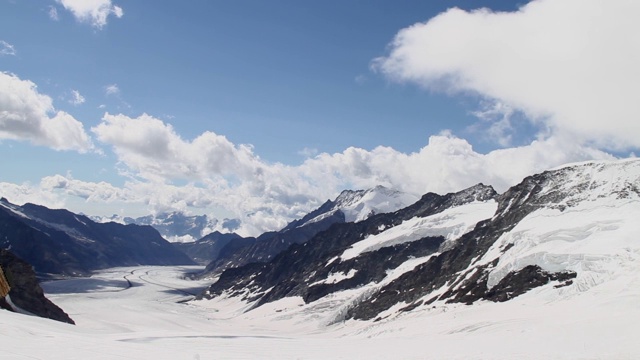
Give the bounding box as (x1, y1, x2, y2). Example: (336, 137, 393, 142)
(0, 249, 74, 324)
(200, 209, 345, 278)
(0, 199, 195, 276)
(201, 184, 498, 310)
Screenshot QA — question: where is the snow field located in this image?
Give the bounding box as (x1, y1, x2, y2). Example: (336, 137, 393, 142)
(0, 263, 638, 359)
(340, 200, 497, 260)
(482, 198, 640, 292)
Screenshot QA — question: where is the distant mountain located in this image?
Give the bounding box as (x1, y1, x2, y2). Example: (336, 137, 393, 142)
(197, 186, 418, 277)
(173, 231, 243, 265)
(93, 212, 241, 243)
(0, 199, 194, 277)
(0, 249, 74, 324)
(198, 159, 640, 323)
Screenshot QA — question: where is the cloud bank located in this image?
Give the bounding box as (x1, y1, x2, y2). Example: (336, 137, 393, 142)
(373, 0, 640, 151)
(0, 72, 93, 152)
(11, 110, 611, 236)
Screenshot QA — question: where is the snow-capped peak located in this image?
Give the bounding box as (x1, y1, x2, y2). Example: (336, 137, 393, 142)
(334, 185, 419, 223)
(300, 186, 418, 227)
(495, 158, 640, 219)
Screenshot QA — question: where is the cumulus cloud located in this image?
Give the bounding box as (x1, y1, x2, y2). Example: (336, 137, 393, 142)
(300, 133, 613, 197)
(40, 174, 128, 203)
(0, 181, 65, 210)
(92, 113, 261, 182)
(0, 127, 614, 236)
(0, 72, 93, 152)
(57, 0, 123, 29)
(373, 0, 640, 151)
(0, 40, 16, 56)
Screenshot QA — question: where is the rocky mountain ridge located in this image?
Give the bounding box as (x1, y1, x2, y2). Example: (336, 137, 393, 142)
(200, 183, 498, 305)
(197, 159, 640, 323)
(195, 185, 418, 277)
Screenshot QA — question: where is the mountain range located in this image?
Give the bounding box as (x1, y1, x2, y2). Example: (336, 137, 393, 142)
(0, 199, 194, 277)
(197, 159, 640, 323)
(1, 158, 639, 332)
(94, 212, 239, 243)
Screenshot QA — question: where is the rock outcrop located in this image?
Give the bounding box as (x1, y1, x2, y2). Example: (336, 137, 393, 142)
(0, 249, 74, 324)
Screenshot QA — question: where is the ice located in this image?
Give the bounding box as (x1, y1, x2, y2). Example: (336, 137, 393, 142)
(483, 198, 640, 292)
(0, 262, 637, 359)
(341, 200, 497, 260)
(311, 269, 358, 286)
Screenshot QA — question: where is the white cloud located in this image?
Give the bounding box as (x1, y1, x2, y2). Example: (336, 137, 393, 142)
(0, 40, 16, 56)
(40, 174, 125, 202)
(0, 72, 93, 152)
(373, 0, 640, 152)
(0, 181, 65, 210)
(300, 133, 613, 197)
(105, 84, 120, 96)
(92, 113, 261, 182)
(69, 89, 85, 106)
(48, 6, 59, 21)
(87, 111, 613, 235)
(57, 0, 123, 29)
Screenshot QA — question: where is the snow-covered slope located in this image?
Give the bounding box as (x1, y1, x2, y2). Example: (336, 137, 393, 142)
(481, 159, 640, 293)
(200, 183, 498, 306)
(198, 159, 640, 325)
(197, 185, 419, 277)
(340, 200, 496, 260)
(347, 159, 640, 319)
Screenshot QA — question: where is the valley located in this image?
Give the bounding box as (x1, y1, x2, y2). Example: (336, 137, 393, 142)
(2, 159, 640, 359)
(0, 264, 636, 359)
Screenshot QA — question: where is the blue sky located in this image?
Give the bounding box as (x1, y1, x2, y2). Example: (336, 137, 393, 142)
(1, 0, 638, 236)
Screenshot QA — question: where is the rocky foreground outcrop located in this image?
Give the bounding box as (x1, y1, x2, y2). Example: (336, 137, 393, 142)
(0, 249, 74, 324)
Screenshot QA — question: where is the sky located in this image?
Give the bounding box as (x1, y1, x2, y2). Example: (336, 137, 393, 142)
(0, 0, 638, 236)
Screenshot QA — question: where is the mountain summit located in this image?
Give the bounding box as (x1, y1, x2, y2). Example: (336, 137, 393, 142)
(196, 185, 418, 277)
